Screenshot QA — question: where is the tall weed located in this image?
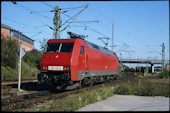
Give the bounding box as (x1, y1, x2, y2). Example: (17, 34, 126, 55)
(113, 78, 170, 97)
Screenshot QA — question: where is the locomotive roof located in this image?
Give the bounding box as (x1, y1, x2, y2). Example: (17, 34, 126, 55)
(48, 38, 76, 43)
(47, 38, 116, 56)
(86, 41, 116, 56)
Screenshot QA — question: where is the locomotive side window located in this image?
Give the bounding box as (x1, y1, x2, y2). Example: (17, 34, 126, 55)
(80, 46, 84, 54)
(45, 43, 74, 53)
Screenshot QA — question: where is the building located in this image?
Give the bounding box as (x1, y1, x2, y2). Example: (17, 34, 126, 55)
(1, 24, 34, 51)
(166, 64, 170, 71)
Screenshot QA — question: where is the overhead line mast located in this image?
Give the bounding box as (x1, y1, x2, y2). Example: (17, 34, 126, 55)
(53, 4, 89, 39)
(146, 43, 165, 70)
(53, 6, 61, 39)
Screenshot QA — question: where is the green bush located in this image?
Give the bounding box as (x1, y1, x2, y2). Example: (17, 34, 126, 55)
(159, 69, 170, 79)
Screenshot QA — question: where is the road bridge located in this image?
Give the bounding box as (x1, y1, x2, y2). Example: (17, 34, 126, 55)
(119, 59, 169, 73)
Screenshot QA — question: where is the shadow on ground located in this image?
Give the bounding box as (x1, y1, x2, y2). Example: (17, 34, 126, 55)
(7, 82, 48, 91)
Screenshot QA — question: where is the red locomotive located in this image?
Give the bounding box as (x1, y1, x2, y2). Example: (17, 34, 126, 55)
(38, 32, 119, 91)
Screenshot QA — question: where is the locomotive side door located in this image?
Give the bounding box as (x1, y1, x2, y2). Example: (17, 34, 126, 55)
(79, 46, 85, 71)
(79, 46, 89, 73)
(79, 46, 88, 67)
(85, 52, 89, 71)
(84, 46, 89, 76)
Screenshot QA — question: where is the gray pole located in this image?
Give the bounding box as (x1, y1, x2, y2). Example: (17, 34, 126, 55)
(18, 31, 22, 91)
(162, 43, 165, 70)
(112, 17, 115, 52)
(119, 53, 122, 73)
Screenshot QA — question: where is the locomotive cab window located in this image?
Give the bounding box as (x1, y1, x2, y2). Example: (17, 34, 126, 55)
(45, 43, 74, 53)
(80, 46, 84, 54)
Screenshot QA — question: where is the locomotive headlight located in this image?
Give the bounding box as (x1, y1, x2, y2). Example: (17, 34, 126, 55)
(43, 66, 48, 70)
(64, 67, 70, 70)
(43, 66, 45, 69)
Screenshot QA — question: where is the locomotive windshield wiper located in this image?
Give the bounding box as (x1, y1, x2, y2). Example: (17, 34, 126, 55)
(58, 43, 62, 52)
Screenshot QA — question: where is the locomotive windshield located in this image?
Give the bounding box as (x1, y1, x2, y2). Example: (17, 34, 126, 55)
(45, 43, 74, 53)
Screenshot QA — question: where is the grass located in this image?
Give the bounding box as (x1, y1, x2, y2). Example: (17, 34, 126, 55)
(37, 86, 114, 112)
(1, 60, 40, 81)
(1, 66, 17, 81)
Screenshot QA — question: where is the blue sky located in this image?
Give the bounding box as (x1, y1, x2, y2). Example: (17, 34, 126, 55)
(1, 1, 169, 62)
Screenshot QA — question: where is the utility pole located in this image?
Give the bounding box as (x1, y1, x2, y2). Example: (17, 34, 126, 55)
(161, 43, 165, 70)
(53, 6, 61, 39)
(112, 17, 115, 52)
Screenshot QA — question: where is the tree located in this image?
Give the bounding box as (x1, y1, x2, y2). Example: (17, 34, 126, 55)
(39, 38, 48, 53)
(22, 49, 42, 69)
(1, 35, 18, 68)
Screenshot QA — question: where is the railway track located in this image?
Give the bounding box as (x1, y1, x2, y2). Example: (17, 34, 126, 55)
(1, 74, 137, 111)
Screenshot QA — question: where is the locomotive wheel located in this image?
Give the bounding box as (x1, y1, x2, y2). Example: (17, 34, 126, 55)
(103, 76, 107, 83)
(90, 77, 94, 86)
(82, 78, 88, 86)
(88, 78, 93, 86)
(110, 75, 116, 81)
(114, 75, 117, 80)
(107, 76, 111, 82)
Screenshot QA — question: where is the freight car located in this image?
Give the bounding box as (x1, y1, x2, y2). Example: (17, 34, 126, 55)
(38, 32, 119, 91)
